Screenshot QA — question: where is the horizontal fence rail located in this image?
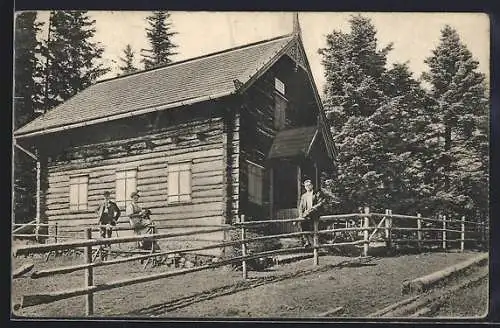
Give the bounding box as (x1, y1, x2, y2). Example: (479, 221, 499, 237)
(12, 208, 488, 316)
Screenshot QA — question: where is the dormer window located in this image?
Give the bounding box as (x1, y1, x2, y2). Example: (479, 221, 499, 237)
(274, 77, 286, 95)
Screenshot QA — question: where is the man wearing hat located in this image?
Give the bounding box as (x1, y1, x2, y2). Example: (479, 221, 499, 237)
(126, 191, 149, 226)
(298, 179, 325, 248)
(96, 191, 121, 239)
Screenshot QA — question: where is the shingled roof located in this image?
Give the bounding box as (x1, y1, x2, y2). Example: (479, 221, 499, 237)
(15, 34, 294, 137)
(268, 126, 319, 160)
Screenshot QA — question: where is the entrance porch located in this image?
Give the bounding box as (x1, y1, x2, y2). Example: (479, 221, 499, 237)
(266, 126, 335, 233)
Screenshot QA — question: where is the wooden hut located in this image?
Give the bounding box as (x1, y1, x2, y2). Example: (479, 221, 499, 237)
(14, 18, 337, 255)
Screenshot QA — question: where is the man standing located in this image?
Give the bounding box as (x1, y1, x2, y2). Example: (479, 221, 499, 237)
(96, 191, 121, 240)
(298, 179, 325, 248)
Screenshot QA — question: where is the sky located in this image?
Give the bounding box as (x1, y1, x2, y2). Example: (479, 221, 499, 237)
(34, 11, 490, 94)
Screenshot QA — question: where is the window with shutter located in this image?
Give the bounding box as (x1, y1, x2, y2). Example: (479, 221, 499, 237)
(69, 175, 89, 210)
(168, 162, 192, 203)
(248, 161, 264, 205)
(116, 169, 137, 208)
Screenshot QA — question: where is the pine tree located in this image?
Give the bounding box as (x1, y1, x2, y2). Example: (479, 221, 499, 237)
(422, 25, 489, 220)
(320, 15, 437, 215)
(14, 12, 43, 128)
(319, 15, 393, 131)
(42, 11, 109, 110)
(118, 44, 138, 75)
(13, 12, 43, 223)
(141, 11, 178, 69)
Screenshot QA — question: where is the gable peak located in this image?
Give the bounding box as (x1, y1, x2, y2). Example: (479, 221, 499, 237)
(292, 12, 301, 38)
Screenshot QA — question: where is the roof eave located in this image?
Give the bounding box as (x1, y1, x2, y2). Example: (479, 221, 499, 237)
(14, 90, 235, 139)
(15, 35, 296, 140)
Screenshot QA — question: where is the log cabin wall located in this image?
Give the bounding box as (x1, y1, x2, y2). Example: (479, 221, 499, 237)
(37, 102, 233, 255)
(239, 55, 319, 221)
(223, 105, 240, 225)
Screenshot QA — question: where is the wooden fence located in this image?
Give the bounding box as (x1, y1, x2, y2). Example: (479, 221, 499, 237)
(12, 208, 488, 316)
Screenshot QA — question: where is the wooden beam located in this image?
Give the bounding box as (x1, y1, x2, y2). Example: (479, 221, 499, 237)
(306, 129, 318, 157)
(36, 159, 41, 226)
(13, 263, 34, 279)
(269, 167, 274, 219)
(20, 247, 306, 309)
(297, 165, 302, 207)
(314, 162, 319, 188)
(31, 238, 246, 279)
(317, 306, 344, 317)
(14, 226, 233, 256)
(14, 142, 38, 160)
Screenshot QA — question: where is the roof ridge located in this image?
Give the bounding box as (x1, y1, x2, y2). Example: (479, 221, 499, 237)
(96, 33, 294, 85)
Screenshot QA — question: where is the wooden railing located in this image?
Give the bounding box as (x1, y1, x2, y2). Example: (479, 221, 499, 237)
(12, 208, 488, 316)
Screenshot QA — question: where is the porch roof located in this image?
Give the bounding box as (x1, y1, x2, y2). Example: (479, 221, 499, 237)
(267, 126, 318, 160)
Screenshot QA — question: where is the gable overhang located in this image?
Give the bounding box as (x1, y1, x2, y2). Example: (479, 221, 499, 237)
(233, 34, 338, 164)
(292, 35, 338, 162)
(232, 36, 296, 95)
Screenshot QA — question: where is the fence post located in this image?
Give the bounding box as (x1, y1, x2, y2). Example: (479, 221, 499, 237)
(442, 215, 447, 250)
(480, 219, 486, 248)
(460, 216, 465, 252)
(389, 210, 393, 248)
(313, 217, 319, 266)
(240, 215, 247, 279)
(84, 228, 94, 316)
(417, 213, 422, 249)
(54, 222, 58, 244)
(363, 207, 370, 257)
(384, 209, 390, 249)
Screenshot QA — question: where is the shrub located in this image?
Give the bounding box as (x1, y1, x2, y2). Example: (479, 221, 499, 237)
(223, 223, 282, 270)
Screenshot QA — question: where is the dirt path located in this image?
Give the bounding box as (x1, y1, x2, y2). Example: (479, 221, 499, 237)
(161, 252, 487, 318)
(12, 251, 485, 318)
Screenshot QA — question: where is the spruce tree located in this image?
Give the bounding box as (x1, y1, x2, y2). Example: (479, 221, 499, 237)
(319, 15, 392, 131)
(13, 12, 43, 223)
(320, 15, 435, 214)
(43, 10, 109, 110)
(422, 25, 489, 220)
(141, 11, 178, 69)
(118, 44, 138, 75)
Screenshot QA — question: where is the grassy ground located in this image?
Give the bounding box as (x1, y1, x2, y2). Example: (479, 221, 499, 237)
(11, 249, 487, 319)
(430, 275, 488, 318)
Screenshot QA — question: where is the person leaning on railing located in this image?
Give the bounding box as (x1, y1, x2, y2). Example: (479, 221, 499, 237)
(298, 179, 326, 248)
(126, 191, 155, 249)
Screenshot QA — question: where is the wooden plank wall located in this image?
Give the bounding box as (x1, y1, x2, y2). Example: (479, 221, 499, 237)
(240, 58, 295, 221)
(42, 114, 228, 255)
(224, 108, 240, 225)
(239, 55, 320, 222)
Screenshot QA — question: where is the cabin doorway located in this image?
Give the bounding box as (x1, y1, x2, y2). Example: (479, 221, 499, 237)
(271, 160, 319, 233)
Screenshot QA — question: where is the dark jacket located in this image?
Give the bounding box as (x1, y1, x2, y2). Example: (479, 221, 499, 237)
(96, 200, 121, 224)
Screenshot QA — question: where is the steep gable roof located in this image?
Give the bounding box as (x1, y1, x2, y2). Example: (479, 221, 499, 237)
(15, 34, 294, 137)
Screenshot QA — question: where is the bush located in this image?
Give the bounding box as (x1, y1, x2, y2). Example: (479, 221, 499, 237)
(223, 224, 282, 270)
